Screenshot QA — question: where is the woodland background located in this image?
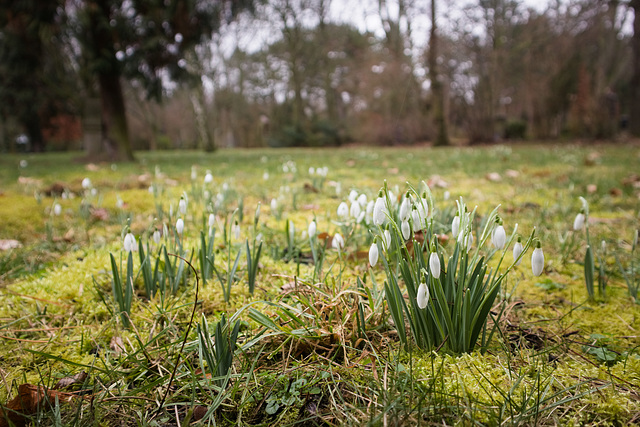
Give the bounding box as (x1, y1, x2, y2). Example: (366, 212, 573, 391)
(1, 0, 639, 160)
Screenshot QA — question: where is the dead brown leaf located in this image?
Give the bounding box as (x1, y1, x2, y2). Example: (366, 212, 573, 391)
(53, 371, 88, 390)
(90, 207, 109, 221)
(0, 384, 82, 427)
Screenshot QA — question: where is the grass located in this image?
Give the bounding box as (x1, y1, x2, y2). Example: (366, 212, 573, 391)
(0, 142, 639, 425)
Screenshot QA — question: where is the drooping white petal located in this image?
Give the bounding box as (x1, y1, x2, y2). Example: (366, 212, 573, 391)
(382, 229, 391, 250)
(531, 247, 544, 276)
(178, 198, 187, 215)
(350, 201, 361, 220)
(337, 201, 349, 219)
(573, 213, 585, 231)
(153, 230, 161, 244)
(176, 218, 184, 235)
(332, 233, 344, 250)
(369, 242, 379, 267)
(123, 233, 137, 252)
(373, 197, 386, 225)
(452, 215, 460, 238)
(417, 282, 430, 309)
(512, 241, 523, 266)
(429, 252, 441, 279)
(492, 225, 506, 249)
(308, 221, 317, 238)
(401, 220, 411, 240)
(399, 198, 410, 221)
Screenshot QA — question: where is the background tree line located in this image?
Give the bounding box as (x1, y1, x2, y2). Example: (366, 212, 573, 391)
(1, 0, 638, 159)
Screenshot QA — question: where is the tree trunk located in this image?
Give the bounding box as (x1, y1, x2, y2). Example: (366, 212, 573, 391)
(429, 0, 449, 146)
(630, 0, 640, 137)
(98, 71, 134, 160)
(85, 0, 134, 161)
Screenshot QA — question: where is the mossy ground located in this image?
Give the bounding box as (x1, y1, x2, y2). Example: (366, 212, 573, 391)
(0, 143, 639, 425)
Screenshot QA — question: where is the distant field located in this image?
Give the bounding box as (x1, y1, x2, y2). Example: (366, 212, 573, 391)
(1, 143, 639, 425)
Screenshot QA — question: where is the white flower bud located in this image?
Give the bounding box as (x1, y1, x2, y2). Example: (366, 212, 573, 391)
(399, 197, 410, 221)
(337, 201, 349, 219)
(492, 224, 506, 249)
(382, 229, 391, 251)
(531, 245, 544, 276)
(82, 178, 91, 189)
(204, 171, 213, 184)
(429, 251, 441, 279)
(401, 220, 411, 240)
(176, 218, 184, 235)
(208, 213, 215, 228)
(308, 221, 317, 238)
(417, 282, 430, 309)
(153, 230, 161, 244)
(369, 242, 379, 267)
(270, 198, 278, 213)
(512, 240, 523, 266)
(373, 196, 386, 226)
(452, 215, 460, 238)
(332, 233, 344, 251)
(350, 201, 361, 220)
(53, 203, 62, 216)
(123, 232, 137, 252)
(573, 212, 585, 231)
(178, 198, 187, 215)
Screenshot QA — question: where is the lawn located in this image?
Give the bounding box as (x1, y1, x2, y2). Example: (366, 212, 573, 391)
(0, 143, 639, 426)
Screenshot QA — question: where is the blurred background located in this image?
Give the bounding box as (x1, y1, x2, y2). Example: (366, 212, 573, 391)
(0, 0, 638, 159)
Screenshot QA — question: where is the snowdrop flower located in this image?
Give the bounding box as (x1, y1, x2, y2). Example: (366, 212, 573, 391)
(153, 229, 161, 244)
(204, 171, 213, 184)
(332, 233, 344, 251)
(357, 193, 367, 206)
(573, 211, 585, 231)
(512, 237, 523, 266)
(417, 282, 430, 309)
(20, 159, 28, 168)
(373, 193, 386, 226)
(123, 232, 137, 252)
(531, 242, 544, 276)
(350, 201, 361, 220)
(429, 250, 441, 279)
(492, 220, 506, 249)
(337, 201, 349, 219)
(308, 220, 317, 238)
(399, 195, 410, 221)
(270, 198, 278, 213)
(401, 220, 411, 240)
(82, 177, 91, 189)
(451, 214, 460, 238)
(369, 240, 379, 267)
(176, 218, 184, 236)
(365, 200, 374, 224)
(309, 167, 315, 175)
(53, 203, 62, 216)
(263, 172, 269, 180)
(348, 189, 358, 203)
(178, 197, 187, 215)
(382, 229, 391, 251)
(90, 188, 97, 196)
